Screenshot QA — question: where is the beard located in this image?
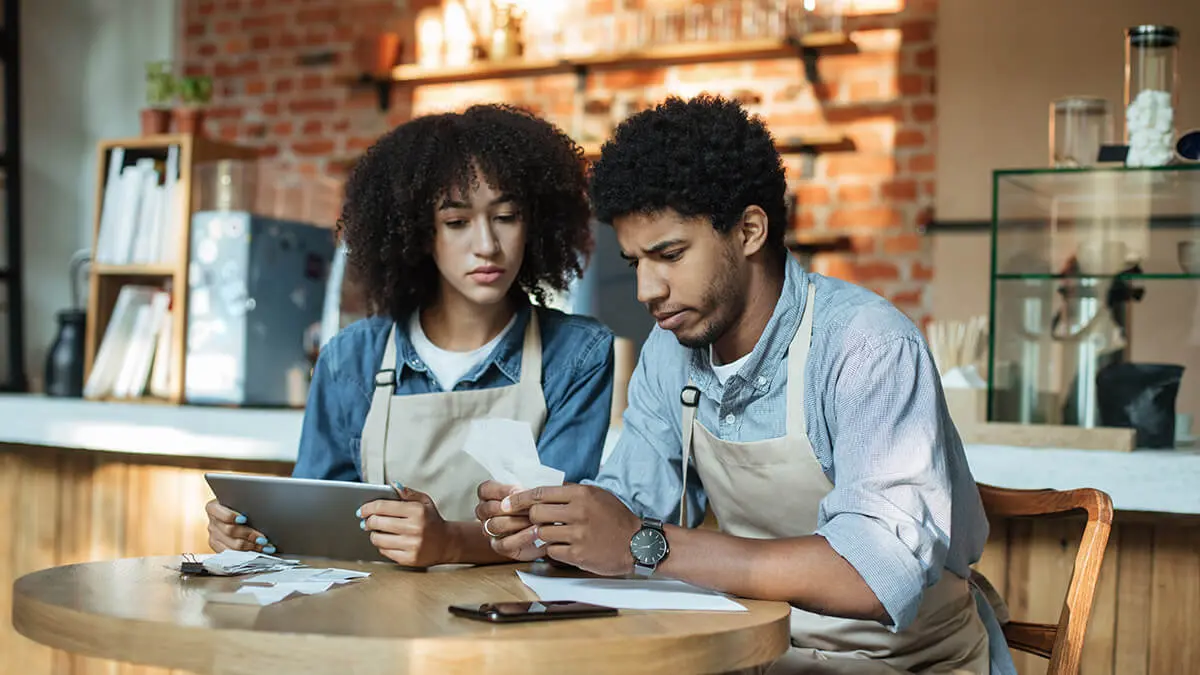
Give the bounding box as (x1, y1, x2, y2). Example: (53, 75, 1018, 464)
(673, 248, 745, 349)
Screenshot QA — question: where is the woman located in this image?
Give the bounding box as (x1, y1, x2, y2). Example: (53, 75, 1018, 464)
(205, 104, 615, 567)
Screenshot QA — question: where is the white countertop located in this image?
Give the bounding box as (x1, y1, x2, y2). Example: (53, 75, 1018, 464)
(2, 394, 1198, 515)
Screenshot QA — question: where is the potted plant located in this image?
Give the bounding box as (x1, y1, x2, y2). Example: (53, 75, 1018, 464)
(173, 75, 213, 136)
(141, 61, 175, 136)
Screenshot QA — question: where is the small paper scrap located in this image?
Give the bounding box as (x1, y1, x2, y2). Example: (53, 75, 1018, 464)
(462, 418, 565, 489)
(515, 570, 746, 612)
(205, 566, 371, 606)
(201, 550, 304, 576)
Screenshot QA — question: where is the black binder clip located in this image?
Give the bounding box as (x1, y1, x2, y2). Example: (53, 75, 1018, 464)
(180, 553, 210, 577)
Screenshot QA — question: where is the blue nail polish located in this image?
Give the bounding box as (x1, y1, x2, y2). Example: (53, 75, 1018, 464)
(355, 507, 362, 518)
(255, 536, 268, 545)
(235, 514, 247, 525)
(263, 546, 276, 554)
(359, 519, 367, 531)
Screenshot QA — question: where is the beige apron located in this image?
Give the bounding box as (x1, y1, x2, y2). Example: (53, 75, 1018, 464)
(360, 314, 548, 522)
(680, 284, 989, 674)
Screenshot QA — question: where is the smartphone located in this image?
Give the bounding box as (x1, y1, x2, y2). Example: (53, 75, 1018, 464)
(448, 600, 618, 623)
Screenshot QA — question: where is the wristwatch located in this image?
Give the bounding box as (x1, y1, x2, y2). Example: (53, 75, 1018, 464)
(630, 517, 670, 577)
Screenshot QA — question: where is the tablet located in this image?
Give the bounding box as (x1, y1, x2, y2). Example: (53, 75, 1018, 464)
(204, 472, 400, 564)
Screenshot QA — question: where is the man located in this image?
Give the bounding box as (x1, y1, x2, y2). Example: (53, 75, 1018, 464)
(476, 95, 1014, 674)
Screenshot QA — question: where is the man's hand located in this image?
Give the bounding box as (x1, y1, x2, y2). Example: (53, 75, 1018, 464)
(474, 480, 546, 561)
(501, 484, 642, 576)
(358, 487, 457, 568)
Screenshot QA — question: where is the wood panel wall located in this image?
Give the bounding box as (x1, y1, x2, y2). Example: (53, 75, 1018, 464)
(3, 443, 1198, 675)
(0, 444, 292, 675)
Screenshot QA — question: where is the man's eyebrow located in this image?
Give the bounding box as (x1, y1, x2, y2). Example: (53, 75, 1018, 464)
(619, 239, 686, 259)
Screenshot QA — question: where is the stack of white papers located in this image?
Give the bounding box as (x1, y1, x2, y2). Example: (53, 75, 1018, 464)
(206, 567, 370, 607)
(515, 571, 747, 612)
(202, 550, 304, 576)
(462, 419, 565, 488)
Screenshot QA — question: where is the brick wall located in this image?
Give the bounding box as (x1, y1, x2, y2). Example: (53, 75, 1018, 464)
(182, 0, 938, 327)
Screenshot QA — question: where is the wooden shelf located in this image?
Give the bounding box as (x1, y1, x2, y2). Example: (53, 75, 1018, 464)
(91, 264, 177, 277)
(383, 32, 851, 87)
(785, 233, 853, 254)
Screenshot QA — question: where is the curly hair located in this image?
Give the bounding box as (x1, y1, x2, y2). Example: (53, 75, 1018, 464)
(337, 104, 592, 320)
(588, 94, 788, 255)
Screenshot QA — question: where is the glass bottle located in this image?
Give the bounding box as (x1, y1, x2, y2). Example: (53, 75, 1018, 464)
(1123, 25, 1180, 166)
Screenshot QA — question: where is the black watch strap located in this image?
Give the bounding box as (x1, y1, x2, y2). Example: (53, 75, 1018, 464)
(632, 517, 668, 577)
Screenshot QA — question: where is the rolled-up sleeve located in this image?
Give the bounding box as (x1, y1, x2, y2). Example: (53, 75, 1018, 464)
(815, 336, 954, 631)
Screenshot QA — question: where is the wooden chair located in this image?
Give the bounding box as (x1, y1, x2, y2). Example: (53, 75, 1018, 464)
(976, 483, 1114, 675)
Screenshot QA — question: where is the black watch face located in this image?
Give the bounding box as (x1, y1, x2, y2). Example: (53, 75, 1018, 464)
(630, 527, 668, 565)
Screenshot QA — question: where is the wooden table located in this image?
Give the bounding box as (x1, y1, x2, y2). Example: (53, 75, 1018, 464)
(11, 556, 791, 675)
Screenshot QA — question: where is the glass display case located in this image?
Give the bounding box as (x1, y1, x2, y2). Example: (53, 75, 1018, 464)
(986, 165, 1200, 449)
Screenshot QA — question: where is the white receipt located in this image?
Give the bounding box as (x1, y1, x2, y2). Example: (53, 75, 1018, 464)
(205, 566, 370, 606)
(462, 419, 565, 489)
(515, 571, 747, 612)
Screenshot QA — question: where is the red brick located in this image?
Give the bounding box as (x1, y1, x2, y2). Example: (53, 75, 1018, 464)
(597, 69, 665, 89)
(908, 154, 936, 172)
(251, 34, 271, 50)
(910, 102, 936, 122)
(347, 136, 378, 152)
(205, 106, 245, 121)
(891, 289, 923, 306)
(900, 20, 935, 43)
(915, 47, 937, 69)
(849, 80, 881, 102)
(855, 261, 901, 281)
(262, 100, 281, 115)
(894, 129, 926, 148)
(304, 30, 332, 47)
(302, 119, 324, 134)
(767, 111, 826, 128)
(198, 43, 218, 57)
(245, 78, 267, 96)
(214, 19, 235, 35)
(332, 118, 351, 132)
(186, 22, 206, 37)
(294, 140, 336, 156)
(301, 73, 324, 91)
(272, 121, 294, 136)
(793, 210, 817, 230)
(243, 121, 267, 138)
(274, 77, 295, 94)
(912, 261, 934, 280)
(837, 184, 875, 203)
(297, 8, 340, 24)
(922, 180, 936, 196)
(882, 179, 919, 201)
(824, 103, 904, 125)
(197, 1, 216, 15)
(794, 185, 830, 206)
(280, 33, 301, 48)
(829, 207, 903, 229)
(883, 234, 923, 254)
(259, 144, 280, 159)
(289, 98, 337, 114)
(241, 14, 281, 31)
(897, 74, 927, 96)
(224, 37, 248, 54)
(826, 156, 897, 178)
(218, 123, 240, 141)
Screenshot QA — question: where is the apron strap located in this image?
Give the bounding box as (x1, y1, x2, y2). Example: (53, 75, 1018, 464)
(516, 310, 543, 392)
(361, 322, 400, 483)
(679, 384, 701, 527)
(786, 281, 818, 438)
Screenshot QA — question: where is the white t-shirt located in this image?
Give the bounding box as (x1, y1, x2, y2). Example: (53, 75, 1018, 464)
(710, 346, 753, 386)
(408, 312, 518, 391)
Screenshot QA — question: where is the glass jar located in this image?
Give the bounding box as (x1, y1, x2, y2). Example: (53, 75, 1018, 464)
(1123, 25, 1180, 166)
(1049, 97, 1113, 167)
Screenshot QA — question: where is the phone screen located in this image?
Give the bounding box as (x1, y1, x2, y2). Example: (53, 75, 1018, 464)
(449, 600, 618, 623)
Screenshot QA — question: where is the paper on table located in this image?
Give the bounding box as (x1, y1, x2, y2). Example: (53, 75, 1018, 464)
(201, 550, 304, 576)
(246, 567, 370, 584)
(205, 566, 370, 606)
(515, 571, 746, 612)
(462, 419, 565, 489)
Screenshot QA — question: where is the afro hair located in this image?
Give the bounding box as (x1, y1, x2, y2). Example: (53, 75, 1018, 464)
(588, 94, 789, 255)
(337, 103, 593, 320)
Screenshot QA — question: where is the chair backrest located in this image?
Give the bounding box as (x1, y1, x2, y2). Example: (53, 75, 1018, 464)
(976, 483, 1114, 675)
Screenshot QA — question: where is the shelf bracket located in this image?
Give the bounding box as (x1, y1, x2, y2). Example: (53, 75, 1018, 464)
(800, 46, 821, 84)
(374, 78, 393, 113)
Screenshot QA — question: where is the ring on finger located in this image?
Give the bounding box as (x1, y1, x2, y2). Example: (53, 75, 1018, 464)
(482, 517, 500, 538)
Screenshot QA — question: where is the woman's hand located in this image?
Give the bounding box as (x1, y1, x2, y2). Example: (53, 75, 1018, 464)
(358, 487, 459, 567)
(205, 499, 275, 554)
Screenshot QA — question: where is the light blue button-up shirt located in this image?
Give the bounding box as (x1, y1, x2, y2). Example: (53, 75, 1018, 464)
(588, 255, 1015, 674)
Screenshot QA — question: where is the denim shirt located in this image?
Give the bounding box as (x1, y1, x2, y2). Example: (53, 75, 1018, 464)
(294, 303, 615, 487)
(586, 255, 1015, 674)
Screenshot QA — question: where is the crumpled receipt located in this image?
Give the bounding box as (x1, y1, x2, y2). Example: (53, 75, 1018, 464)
(462, 418, 564, 489)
